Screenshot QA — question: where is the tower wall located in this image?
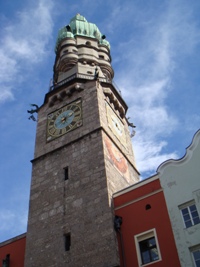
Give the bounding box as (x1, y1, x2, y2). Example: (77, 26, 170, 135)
(25, 130, 119, 267)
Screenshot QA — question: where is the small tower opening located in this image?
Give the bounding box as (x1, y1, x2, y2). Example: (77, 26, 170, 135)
(64, 167, 69, 180)
(64, 233, 71, 251)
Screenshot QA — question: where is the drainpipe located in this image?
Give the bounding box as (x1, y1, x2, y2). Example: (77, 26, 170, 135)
(114, 216, 126, 267)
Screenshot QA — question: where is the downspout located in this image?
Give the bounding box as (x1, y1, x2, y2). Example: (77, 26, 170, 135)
(114, 216, 126, 267)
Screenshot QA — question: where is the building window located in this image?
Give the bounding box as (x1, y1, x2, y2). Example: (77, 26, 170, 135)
(145, 204, 151, 210)
(139, 237, 159, 264)
(135, 229, 161, 266)
(64, 233, 71, 251)
(190, 245, 200, 267)
(180, 202, 200, 228)
(2, 254, 10, 267)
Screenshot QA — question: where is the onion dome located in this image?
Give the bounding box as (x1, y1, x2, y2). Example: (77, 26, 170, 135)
(55, 14, 110, 52)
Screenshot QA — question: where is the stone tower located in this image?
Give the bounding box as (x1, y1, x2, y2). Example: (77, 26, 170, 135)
(25, 14, 139, 267)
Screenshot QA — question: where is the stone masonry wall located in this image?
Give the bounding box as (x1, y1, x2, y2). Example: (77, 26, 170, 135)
(25, 130, 120, 267)
(25, 80, 121, 267)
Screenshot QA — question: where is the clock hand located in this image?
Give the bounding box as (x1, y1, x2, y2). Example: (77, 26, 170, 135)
(55, 116, 66, 127)
(68, 111, 74, 117)
(61, 116, 67, 123)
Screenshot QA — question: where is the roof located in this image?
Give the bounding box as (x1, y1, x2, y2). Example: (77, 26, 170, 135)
(55, 14, 110, 52)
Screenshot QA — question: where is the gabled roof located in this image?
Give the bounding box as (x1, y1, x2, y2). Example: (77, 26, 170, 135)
(157, 129, 200, 175)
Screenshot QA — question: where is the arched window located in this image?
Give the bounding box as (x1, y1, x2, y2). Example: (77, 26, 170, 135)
(145, 204, 151, 210)
(86, 41, 91, 46)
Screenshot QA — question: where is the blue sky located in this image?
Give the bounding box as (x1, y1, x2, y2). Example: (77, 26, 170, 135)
(0, 0, 200, 242)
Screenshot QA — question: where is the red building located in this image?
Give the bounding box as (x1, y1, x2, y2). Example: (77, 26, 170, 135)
(0, 233, 26, 267)
(113, 176, 181, 267)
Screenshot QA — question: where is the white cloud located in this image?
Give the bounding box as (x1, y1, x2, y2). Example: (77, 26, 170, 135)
(0, 209, 27, 241)
(0, 51, 18, 80)
(4, 0, 54, 61)
(0, 0, 54, 103)
(110, 1, 200, 177)
(0, 210, 15, 232)
(133, 136, 177, 177)
(0, 87, 14, 103)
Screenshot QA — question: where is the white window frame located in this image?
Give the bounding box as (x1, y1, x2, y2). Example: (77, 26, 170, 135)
(179, 201, 200, 228)
(134, 229, 162, 266)
(190, 245, 200, 267)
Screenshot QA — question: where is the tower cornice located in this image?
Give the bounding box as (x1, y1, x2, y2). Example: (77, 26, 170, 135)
(43, 78, 128, 115)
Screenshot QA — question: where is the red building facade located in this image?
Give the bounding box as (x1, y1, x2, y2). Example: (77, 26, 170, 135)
(113, 176, 181, 267)
(0, 234, 26, 267)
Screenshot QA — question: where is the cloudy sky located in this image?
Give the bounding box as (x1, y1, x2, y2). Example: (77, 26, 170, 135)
(0, 0, 200, 242)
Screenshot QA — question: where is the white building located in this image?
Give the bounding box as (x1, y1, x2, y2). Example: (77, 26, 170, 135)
(157, 129, 200, 267)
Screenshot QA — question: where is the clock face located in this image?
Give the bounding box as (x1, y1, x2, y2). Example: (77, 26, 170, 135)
(110, 114, 123, 136)
(47, 99, 82, 141)
(106, 102, 126, 146)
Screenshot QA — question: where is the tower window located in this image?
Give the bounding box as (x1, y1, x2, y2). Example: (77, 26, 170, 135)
(87, 71, 93, 74)
(99, 55, 104, 59)
(64, 167, 69, 180)
(86, 41, 91, 46)
(64, 233, 71, 251)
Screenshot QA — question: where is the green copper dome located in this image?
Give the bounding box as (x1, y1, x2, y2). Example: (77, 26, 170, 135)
(55, 14, 110, 52)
